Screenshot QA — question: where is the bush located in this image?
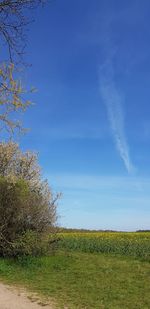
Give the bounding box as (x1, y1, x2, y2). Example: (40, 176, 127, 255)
(12, 231, 56, 257)
(0, 142, 60, 257)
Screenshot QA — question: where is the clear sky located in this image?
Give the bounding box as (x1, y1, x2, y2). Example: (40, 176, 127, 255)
(15, 0, 150, 230)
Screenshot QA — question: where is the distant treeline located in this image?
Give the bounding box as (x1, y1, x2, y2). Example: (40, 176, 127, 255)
(57, 227, 150, 233)
(57, 227, 117, 233)
(136, 230, 150, 232)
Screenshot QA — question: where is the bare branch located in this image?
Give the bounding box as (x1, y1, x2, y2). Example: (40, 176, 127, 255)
(0, 0, 46, 63)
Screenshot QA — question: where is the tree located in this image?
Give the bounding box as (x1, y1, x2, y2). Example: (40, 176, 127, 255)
(0, 62, 31, 134)
(0, 141, 60, 257)
(0, 1, 54, 133)
(0, 3, 60, 257)
(0, 0, 45, 63)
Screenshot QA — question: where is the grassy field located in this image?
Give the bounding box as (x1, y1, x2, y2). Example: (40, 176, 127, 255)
(0, 232, 149, 309)
(60, 231, 150, 261)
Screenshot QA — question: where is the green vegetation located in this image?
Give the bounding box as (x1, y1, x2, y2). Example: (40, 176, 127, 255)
(0, 142, 59, 257)
(60, 232, 150, 261)
(0, 251, 149, 309)
(0, 232, 150, 308)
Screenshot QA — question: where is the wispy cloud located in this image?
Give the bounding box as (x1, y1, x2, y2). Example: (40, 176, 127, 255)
(99, 58, 134, 174)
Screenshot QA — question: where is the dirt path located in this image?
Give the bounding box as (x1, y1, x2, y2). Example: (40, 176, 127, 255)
(0, 282, 54, 309)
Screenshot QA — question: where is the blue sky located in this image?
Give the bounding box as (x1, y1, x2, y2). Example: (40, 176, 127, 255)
(11, 0, 150, 230)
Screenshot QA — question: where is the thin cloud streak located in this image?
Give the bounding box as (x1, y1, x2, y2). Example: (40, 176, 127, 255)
(99, 59, 134, 174)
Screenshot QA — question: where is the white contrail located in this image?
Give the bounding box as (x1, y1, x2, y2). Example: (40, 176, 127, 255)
(99, 59, 134, 174)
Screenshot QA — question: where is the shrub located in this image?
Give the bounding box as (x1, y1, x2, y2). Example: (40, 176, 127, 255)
(0, 142, 60, 257)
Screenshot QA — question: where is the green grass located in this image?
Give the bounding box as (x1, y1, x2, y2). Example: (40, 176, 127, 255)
(0, 251, 150, 309)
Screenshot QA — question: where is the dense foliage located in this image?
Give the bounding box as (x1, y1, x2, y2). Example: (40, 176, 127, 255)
(0, 142, 59, 257)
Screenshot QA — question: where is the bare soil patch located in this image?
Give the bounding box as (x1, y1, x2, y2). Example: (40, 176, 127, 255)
(0, 283, 54, 309)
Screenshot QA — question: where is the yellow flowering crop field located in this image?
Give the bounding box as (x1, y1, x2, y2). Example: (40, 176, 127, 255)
(60, 231, 150, 261)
